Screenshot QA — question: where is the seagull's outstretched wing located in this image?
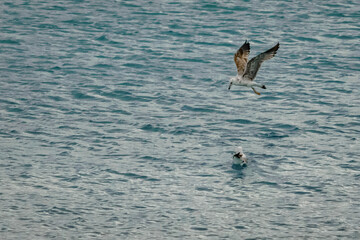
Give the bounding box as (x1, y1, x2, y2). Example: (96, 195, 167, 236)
(234, 40, 250, 75)
(243, 42, 279, 81)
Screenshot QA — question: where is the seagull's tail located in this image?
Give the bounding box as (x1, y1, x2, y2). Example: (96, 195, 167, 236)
(261, 85, 266, 89)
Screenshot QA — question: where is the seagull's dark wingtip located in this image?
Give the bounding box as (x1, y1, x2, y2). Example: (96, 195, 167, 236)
(241, 40, 250, 50)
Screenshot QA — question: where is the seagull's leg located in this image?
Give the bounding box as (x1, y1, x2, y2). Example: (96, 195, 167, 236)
(252, 87, 261, 95)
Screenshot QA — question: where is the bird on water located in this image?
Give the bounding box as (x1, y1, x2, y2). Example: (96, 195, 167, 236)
(233, 146, 248, 166)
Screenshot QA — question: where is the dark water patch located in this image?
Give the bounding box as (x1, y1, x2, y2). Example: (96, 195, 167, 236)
(19, 173, 31, 179)
(338, 164, 359, 171)
(104, 169, 160, 182)
(348, 121, 360, 128)
(123, 63, 145, 69)
(170, 125, 211, 135)
(92, 63, 114, 69)
(199, 77, 212, 82)
(25, 130, 49, 136)
(293, 191, 311, 195)
(0, 39, 22, 45)
(191, 227, 208, 231)
(273, 123, 300, 131)
(168, 23, 186, 30)
(194, 41, 222, 46)
(111, 109, 132, 115)
(181, 74, 192, 80)
(37, 23, 60, 29)
(322, 33, 357, 40)
(95, 35, 124, 46)
(325, 80, 345, 86)
(161, 30, 192, 38)
(278, 203, 299, 210)
(22, 163, 32, 168)
(88, 119, 113, 124)
(302, 185, 324, 193)
(331, 88, 352, 94)
(40, 5, 67, 11)
(98, 89, 130, 98)
(169, 128, 190, 135)
(306, 129, 327, 135)
(48, 95, 66, 102)
(95, 35, 110, 42)
(120, 1, 140, 7)
(141, 124, 165, 133)
(252, 181, 278, 186)
(313, 100, 334, 106)
(232, 164, 247, 170)
(55, 175, 81, 183)
(104, 169, 122, 175)
(257, 130, 289, 139)
(195, 173, 217, 178)
(71, 90, 97, 100)
(226, 118, 255, 125)
(140, 156, 163, 162)
(292, 36, 321, 43)
(0, 99, 19, 105)
(304, 119, 317, 125)
(181, 104, 221, 113)
(219, 29, 240, 35)
(42, 80, 61, 86)
(195, 186, 213, 192)
(98, 90, 152, 102)
(42, 207, 76, 215)
(58, 125, 79, 131)
(133, 11, 167, 16)
(234, 225, 247, 230)
(183, 207, 197, 213)
(175, 57, 210, 63)
(105, 189, 125, 196)
(34, 185, 49, 190)
(105, 128, 129, 134)
(5, 106, 23, 113)
(122, 172, 154, 180)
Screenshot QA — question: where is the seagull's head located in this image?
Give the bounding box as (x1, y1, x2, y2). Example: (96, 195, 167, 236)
(228, 77, 235, 90)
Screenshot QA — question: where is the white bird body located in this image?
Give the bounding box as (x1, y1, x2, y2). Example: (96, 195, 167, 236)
(229, 76, 265, 89)
(233, 146, 247, 165)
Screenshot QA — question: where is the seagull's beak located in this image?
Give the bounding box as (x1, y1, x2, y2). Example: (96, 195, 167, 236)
(228, 82, 232, 90)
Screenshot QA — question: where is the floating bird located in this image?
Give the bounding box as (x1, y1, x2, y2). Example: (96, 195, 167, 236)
(228, 41, 279, 95)
(233, 146, 247, 166)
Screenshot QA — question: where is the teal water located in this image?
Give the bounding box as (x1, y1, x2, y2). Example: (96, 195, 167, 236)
(1, 1, 359, 239)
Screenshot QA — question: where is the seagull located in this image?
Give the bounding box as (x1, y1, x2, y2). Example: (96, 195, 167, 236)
(228, 40, 279, 95)
(233, 146, 247, 165)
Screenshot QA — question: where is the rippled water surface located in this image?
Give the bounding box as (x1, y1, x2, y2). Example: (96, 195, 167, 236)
(1, 0, 359, 239)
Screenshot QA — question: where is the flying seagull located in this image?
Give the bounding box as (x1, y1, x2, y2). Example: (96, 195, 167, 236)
(228, 41, 279, 95)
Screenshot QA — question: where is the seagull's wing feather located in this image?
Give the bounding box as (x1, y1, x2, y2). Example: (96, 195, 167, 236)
(234, 40, 250, 75)
(243, 42, 279, 81)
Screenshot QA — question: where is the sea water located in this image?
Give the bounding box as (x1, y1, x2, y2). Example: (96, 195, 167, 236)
(1, 0, 359, 239)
